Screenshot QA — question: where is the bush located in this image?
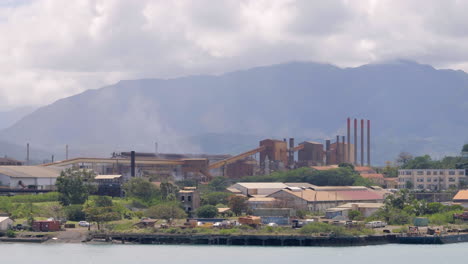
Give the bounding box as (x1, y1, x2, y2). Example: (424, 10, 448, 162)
(3, 192, 59, 203)
(65, 205, 85, 221)
(6, 230, 16, 238)
(196, 205, 218, 218)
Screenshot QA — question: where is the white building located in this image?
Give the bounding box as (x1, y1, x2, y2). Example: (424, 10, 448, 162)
(0, 216, 14, 231)
(398, 169, 466, 190)
(0, 166, 62, 190)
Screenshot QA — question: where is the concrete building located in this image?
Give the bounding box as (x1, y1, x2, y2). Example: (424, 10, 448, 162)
(0, 166, 61, 190)
(227, 182, 288, 196)
(398, 169, 466, 190)
(268, 186, 386, 212)
(453, 190, 468, 208)
(325, 203, 384, 220)
(0, 216, 14, 231)
(177, 187, 200, 214)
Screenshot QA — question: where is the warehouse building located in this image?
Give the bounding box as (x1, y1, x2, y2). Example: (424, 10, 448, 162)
(0, 166, 61, 190)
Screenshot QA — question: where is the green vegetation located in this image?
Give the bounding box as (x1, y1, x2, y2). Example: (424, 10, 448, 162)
(368, 190, 464, 225)
(240, 167, 372, 186)
(84, 196, 121, 230)
(123, 178, 161, 204)
(228, 195, 247, 216)
(299, 222, 374, 236)
(56, 169, 96, 206)
(201, 192, 231, 206)
(145, 202, 187, 223)
(196, 205, 218, 218)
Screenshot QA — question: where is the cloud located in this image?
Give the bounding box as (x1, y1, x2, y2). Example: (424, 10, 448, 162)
(1, 0, 468, 110)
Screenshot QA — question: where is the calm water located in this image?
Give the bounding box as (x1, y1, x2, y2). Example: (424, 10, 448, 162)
(0, 243, 466, 263)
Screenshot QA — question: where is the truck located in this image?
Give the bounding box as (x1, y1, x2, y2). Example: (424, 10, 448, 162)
(238, 216, 262, 228)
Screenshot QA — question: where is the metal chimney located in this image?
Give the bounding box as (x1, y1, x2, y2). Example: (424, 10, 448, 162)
(342, 136, 345, 164)
(347, 118, 351, 163)
(65, 144, 69, 160)
(289, 138, 295, 166)
(361, 119, 364, 166)
(336, 135, 340, 164)
(26, 143, 30, 165)
(131, 151, 136, 177)
(354, 119, 357, 165)
(367, 120, 371, 166)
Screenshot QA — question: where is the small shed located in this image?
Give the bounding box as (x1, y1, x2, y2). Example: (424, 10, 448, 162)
(32, 220, 61, 232)
(0, 216, 14, 231)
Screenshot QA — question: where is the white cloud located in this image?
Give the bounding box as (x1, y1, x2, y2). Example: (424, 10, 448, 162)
(1, 0, 468, 110)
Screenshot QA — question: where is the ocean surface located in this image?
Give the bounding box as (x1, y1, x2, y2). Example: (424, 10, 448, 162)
(0, 243, 466, 263)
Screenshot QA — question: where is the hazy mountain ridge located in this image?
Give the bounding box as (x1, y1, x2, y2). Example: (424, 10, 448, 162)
(0, 60, 467, 164)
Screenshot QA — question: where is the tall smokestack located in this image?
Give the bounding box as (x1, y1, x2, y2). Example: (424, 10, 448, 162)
(361, 119, 364, 166)
(367, 120, 371, 166)
(325, 140, 331, 165)
(131, 151, 136, 177)
(342, 136, 345, 164)
(26, 143, 30, 165)
(65, 144, 69, 160)
(51, 155, 54, 163)
(354, 119, 357, 165)
(289, 138, 295, 166)
(347, 118, 351, 163)
(155, 142, 158, 156)
(336, 135, 340, 164)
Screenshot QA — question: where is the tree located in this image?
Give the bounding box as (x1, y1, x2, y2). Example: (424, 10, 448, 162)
(55, 168, 96, 206)
(196, 205, 218, 218)
(94, 196, 113, 207)
(123, 178, 160, 203)
(338, 163, 354, 170)
(228, 195, 248, 216)
(145, 203, 187, 224)
(84, 196, 120, 230)
(396, 152, 413, 166)
(348, 210, 363, 221)
(208, 177, 230, 192)
(462, 144, 468, 153)
(84, 206, 120, 230)
(160, 182, 178, 201)
(405, 180, 414, 189)
(201, 192, 232, 206)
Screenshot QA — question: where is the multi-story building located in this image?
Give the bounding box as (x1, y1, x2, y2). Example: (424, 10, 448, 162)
(398, 169, 466, 190)
(177, 187, 200, 215)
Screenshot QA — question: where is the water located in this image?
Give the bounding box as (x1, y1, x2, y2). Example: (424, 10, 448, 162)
(0, 243, 466, 264)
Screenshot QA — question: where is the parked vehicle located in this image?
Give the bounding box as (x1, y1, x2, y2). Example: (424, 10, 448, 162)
(78, 221, 90, 227)
(365, 221, 387, 228)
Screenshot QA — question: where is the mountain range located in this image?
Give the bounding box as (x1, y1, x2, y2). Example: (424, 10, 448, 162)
(0, 60, 467, 165)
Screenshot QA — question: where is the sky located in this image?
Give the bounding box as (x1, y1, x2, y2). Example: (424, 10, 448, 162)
(1, 0, 468, 110)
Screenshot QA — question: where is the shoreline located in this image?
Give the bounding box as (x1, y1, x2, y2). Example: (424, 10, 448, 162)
(3, 232, 468, 246)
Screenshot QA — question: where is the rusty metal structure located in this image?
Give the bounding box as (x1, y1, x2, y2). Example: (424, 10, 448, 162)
(42, 118, 372, 181)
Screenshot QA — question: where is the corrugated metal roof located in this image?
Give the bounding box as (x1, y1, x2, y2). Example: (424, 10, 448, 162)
(336, 203, 384, 209)
(233, 182, 288, 189)
(95, 175, 121, 180)
(0, 216, 12, 222)
(453, 190, 468, 201)
(310, 165, 339, 171)
(273, 188, 385, 202)
(361, 173, 384, 179)
(0, 166, 61, 178)
(284, 182, 317, 188)
(248, 197, 276, 202)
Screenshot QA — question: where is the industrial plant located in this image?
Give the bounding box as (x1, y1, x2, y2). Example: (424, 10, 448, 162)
(37, 118, 373, 182)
